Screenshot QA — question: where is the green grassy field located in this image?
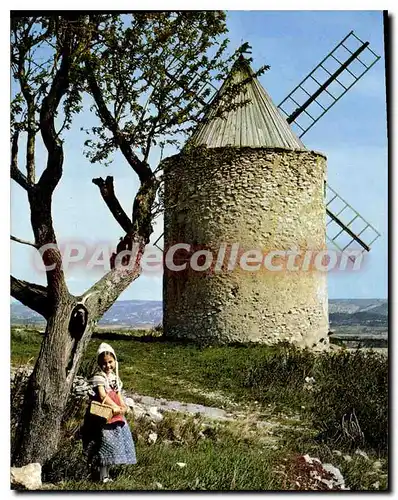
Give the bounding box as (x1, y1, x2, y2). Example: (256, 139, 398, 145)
(11, 327, 388, 491)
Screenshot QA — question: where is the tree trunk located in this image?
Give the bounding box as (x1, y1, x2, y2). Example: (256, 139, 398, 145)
(11, 296, 92, 466)
(11, 243, 146, 467)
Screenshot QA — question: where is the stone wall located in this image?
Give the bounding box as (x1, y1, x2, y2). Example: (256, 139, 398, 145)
(162, 146, 328, 347)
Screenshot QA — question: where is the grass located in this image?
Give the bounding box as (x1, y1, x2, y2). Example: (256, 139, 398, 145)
(11, 326, 389, 491)
(41, 409, 287, 490)
(11, 326, 291, 408)
(41, 411, 388, 491)
(48, 440, 285, 490)
(10, 327, 43, 365)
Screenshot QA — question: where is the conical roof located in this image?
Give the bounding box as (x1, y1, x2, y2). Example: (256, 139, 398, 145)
(188, 57, 306, 150)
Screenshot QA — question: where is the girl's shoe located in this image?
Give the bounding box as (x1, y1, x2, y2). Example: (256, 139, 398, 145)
(102, 477, 113, 484)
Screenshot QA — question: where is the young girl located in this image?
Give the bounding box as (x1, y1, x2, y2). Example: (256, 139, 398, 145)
(82, 342, 136, 483)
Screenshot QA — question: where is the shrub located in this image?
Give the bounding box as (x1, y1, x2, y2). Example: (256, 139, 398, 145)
(241, 344, 388, 453)
(311, 349, 388, 453)
(243, 343, 315, 408)
(11, 327, 42, 344)
(153, 323, 163, 335)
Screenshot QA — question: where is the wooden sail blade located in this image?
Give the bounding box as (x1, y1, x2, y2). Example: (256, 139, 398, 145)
(326, 184, 381, 253)
(278, 31, 381, 138)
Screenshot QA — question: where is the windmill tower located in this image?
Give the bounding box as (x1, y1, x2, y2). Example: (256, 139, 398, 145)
(158, 31, 381, 347)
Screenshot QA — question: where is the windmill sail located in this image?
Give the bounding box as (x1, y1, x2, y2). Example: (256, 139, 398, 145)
(277, 31, 381, 253)
(326, 185, 381, 253)
(277, 31, 381, 138)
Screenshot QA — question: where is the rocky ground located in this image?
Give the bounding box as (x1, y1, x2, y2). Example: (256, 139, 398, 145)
(11, 365, 386, 491)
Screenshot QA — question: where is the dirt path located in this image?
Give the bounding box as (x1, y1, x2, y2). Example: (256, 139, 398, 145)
(125, 389, 305, 451)
(128, 392, 236, 420)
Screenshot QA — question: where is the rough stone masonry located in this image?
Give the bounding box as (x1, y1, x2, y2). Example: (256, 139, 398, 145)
(162, 145, 329, 347)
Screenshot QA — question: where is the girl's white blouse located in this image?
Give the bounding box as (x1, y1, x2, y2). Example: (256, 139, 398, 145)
(90, 371, 122, 392)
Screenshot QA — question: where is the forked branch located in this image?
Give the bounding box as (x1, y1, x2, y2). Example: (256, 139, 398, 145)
(92, 176, 133, 234)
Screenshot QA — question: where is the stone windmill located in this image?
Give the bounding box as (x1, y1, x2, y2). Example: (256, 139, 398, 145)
(156, 31, 381, 347)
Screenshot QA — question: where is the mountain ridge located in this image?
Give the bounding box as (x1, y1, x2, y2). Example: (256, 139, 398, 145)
(10, 298, 388, 327)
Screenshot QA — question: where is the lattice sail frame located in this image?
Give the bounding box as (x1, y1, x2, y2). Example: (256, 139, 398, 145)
(276, 30, 381, 253)
(277, 31, 381, 138)
(326, 185, 381, 254)
(153, 31, 382, 255)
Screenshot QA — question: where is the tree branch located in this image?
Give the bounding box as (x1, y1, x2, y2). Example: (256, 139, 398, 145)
(79, 235, 147, 318)
(28, 17, 81, 299)
(16, 40, 36, 185)
(11, 131, 32, 191)
(142, 120, 159, 164)
(37, 18, 75, 191)
(26, 112, 36, 184)
(85, 59, 153, 184)
(10, 275, 51, 319)
(11, 235, 38, 248)
(92, 176, 133, 234)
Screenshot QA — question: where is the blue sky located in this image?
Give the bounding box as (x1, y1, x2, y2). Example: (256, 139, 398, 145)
(10, 11, 388, 301)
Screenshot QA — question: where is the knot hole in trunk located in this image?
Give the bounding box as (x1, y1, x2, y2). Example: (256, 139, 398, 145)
(66, 304, 89, 375)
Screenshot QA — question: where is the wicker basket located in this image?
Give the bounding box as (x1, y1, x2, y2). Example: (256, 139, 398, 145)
(90, 400, 113, 421)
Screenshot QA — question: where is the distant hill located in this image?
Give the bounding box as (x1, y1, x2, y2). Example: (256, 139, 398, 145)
(328, 299, 388, 316)
(10, 298, 387, 329)
(328, 299, 388, 327)
(10, 300, 163, 328)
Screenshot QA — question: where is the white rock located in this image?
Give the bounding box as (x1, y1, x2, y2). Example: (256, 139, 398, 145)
(332, 450, 342, 456)
(131, 404, 146, 419)
(319, 477, 334, 489)
(373, 461, 383, 470)
(148, 432, 158, 445)
(124, 397, 135, 407)
(154, 482, 163, 489)
(11, 463, 42, 490)
(148, 406, 163, 423)
(176, 462, 187, 468)
(355, 449, 369, 460)
(146, 428, 158, 442)
(322, 463, 349, 490)
(343, 455, 352, 462)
